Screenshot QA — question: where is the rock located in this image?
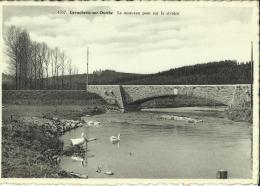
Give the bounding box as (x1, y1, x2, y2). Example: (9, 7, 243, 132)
(77, 123, 83, 127)
(159, 114, 203, 124)
(52, 117, 59, 121)
(87, 121, 94, 126)
(104, 171, 114, 175)
(80, 117, 88, 123)
(60, 119, 66, 123)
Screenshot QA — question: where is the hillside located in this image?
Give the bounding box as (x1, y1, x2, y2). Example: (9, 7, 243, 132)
(119, 60, 252, 85)
(2, 60, 252, 90)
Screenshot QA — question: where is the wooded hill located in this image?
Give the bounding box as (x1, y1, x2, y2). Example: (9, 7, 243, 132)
(3, 61, 252, 90)
(120, 60, 252, 85)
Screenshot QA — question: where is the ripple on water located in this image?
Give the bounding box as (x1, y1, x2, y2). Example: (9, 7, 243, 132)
(60, 108, 252, 178)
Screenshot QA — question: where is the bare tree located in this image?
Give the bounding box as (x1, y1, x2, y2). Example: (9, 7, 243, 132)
(53, 47, 60, 89)
(67, 58, 72, 89)
(43, 46, 51, 89)
(31, 42, 40, 89)
(36, 43, 46, 89)
(4, 26, 21, 89)
(17, 30, 31, 89)
(59, 51, 66, 89)
(50, 49, 55, 89)
(4, 25, 72, 90)
(40, 42, 50, 89)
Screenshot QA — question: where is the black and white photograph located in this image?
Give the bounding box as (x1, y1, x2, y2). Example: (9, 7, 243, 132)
(0, 1, 259, 184)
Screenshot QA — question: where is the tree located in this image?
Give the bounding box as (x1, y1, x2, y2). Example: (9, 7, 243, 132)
(59, 51, 66, 89)
(67, 58, 72, 89)
(17, 30, 31, 89)
(43, 44, 51, 89)
(31, 42, 40, 89)
(50, 49, 55, 89)
(37, 43, 47, 89)
(4, 26, 21, 89)
(4, 26, 76, 90)
(53, 47, 60, 89)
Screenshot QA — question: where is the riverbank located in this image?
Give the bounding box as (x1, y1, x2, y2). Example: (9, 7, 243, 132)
(1, 104, 105, 178)
(225, 107, 252, 123)
(1, 90, 251, 177)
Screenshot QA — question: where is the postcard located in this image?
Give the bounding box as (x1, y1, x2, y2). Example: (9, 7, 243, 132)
(0, 1, 259, 185)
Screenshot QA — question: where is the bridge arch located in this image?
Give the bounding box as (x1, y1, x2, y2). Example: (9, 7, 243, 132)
(88, 85, 251, 112)
(128, 94, 227, 107)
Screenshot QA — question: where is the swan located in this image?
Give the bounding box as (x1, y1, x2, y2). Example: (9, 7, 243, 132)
(87, 121, 94, 126)
(70, 132, 87, 146)
(93, 121, 100, 126)
(71, 156, 85, 167)
(71, 156, 84, 162)
(110, 134, 120, 143)
(96, 167, 114, 175)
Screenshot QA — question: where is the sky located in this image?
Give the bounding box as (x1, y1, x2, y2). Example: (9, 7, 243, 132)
(2, 3, 258, 74)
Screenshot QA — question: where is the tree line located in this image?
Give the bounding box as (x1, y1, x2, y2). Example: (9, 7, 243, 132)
(116, 60, 253, 85)
(4, 25, 79, 90)
(3, 26, 253, 89)
(63, 60, 252, 88)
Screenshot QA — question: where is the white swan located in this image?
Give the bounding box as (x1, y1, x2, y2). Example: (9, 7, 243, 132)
(87, 121, 94, 126)
(87, 121, 100, 126)
(93, 121, 100, 126)
(110, 134, 120, 143)
(70, 132, 86, 146)
(71, 156, 84, 162)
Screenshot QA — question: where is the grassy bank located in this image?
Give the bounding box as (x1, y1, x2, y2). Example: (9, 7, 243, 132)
(2, 90, 105, 105)
(224, 107, 252, 123)
(1, 104, 105, 178)
(2, 118, 63, 177)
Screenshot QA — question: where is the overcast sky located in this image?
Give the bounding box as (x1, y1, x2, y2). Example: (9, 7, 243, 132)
(2, 4, 258, 74)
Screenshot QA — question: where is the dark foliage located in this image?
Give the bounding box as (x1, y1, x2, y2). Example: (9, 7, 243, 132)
(120, 60, 252, 85)
(3, 60, 252, 90)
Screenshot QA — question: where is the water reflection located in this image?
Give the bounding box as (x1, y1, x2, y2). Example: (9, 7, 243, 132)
(60, 107, 252, 178)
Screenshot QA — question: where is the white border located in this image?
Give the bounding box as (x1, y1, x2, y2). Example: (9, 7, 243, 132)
(0, 1, 258, 185)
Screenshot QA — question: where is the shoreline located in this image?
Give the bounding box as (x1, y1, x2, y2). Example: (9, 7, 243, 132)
(1, 104, 106, 178)
(1, 102, 251, 178)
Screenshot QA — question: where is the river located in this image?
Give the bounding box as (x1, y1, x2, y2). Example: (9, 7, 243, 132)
(60, 106, 252, 178)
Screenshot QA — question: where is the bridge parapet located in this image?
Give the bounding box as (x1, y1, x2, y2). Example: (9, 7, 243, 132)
(122, 85, 245, 106)
(88, 84, 251, 111)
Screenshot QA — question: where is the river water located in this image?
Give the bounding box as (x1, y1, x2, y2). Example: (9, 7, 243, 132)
(60, 107, 252, 178)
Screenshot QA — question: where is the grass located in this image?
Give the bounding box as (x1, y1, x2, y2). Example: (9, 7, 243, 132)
(1, 104, 105, 178)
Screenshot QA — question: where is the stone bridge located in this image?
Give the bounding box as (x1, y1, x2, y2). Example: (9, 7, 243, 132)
(88, 85, 251, 112)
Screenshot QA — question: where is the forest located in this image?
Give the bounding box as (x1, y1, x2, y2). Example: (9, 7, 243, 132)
(119, 60, 252, 85)
(3, 26, 253, 90)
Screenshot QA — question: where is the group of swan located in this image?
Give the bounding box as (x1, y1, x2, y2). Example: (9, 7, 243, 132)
(70, 132, 120, 146)
(70, 132, 120, 175)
